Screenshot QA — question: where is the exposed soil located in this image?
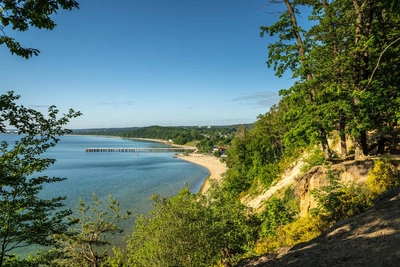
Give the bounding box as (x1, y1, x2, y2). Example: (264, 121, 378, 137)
(236, 186, 400, 267)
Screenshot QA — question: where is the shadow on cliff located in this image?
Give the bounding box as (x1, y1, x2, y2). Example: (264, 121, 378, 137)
(236, 187, 400, 267)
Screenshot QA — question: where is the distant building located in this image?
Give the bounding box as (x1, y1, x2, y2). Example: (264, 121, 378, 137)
(218, 146, 227, 154)
(213, 146, 227, 154)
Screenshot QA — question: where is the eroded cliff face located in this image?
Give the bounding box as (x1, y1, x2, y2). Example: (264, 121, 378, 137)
(242, 159, 304, 212)
(243, 157, 400, 216)
(296, 159, 400, 216)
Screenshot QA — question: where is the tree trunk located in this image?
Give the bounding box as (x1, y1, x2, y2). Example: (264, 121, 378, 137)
(389, 135, 398, 154)
(283, 0, 314, 95)
(352, 0, 371, 160)
(0, 252, 4, 267)
(339, 117, 347, 159)
(377, 136, 385, 154)
(283, 0, 335, 157)
(322, 0, 348, 159)
(321, 141, 331, 160)
(361, 130, 369, 155)
(389, 124, 399, 154)
(355, 130, 368, 159)
(319, 129, 332, 160)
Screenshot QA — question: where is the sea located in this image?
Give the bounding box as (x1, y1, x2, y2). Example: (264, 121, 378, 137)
(1, 134, 209, 254)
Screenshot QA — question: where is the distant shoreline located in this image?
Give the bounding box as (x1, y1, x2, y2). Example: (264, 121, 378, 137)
(130, 138, 226, 193)
(115, 137, 226, 193)
(75, 135, 222, 193)
(128, 137, 196, 149)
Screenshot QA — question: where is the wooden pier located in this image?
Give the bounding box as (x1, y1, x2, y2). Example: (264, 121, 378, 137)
(85, 148, 196, 153)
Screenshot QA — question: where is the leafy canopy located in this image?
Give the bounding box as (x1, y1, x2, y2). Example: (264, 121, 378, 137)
(125, 185, 258, 267)
(0, 0, 79, 58)
(0, 91, 81, 266)
(53, 193, 131, 267)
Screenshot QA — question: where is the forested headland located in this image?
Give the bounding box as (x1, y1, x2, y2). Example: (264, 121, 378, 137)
(1, 0, 400, 266)
(75, 125, 251, 153)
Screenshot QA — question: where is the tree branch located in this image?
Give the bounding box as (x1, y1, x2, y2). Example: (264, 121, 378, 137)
(364, 37, 400, 91)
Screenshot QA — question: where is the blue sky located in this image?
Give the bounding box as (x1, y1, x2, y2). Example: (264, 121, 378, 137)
(1, 0, 294, 129)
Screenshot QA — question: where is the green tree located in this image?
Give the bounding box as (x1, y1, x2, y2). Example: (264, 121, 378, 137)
(311, 171, 372, 223)
(259, 197, 295, 238)
(261, 0, 400, 159)
(224, 102, 289, 195)
(53, 193, 131, 267)
(260, 0, 336, 160)
(196, 139, 213, 153)
(0, 91, 82, 267)
(0, 0, 79, 58)
(125, 185, 257, 267)
(223, 127, 254, 194)
(306, 0, 400, 158)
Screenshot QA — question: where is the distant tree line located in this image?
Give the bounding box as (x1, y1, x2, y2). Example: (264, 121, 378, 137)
(77, 125, 253, 152)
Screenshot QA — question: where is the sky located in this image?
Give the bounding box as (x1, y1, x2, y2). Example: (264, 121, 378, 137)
(1, 0, 295, 129)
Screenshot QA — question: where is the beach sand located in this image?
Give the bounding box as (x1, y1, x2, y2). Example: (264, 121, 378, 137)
(177, 154, 227, 193)
(131, 138, 225, 193)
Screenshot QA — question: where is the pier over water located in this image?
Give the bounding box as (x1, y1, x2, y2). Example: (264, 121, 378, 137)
(85, 148, 196, 153)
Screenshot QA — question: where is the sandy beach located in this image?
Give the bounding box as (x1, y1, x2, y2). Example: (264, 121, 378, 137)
(129, 138, 226, 193)
(177, 154, 227, 193)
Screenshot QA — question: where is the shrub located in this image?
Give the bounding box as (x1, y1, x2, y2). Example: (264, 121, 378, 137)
(125, 186, 258, 267)
(276, 215, 327, 246)
(311, 171, 372, 223)
(253, 215, 327, 255)
(300, 146, 325, 174)
(259, 197, 294, 238)
(258, 188, 299, 239)
(253, 235, 281, 255)
(367, 159, 400, 196)
(347, 145, 355, 155)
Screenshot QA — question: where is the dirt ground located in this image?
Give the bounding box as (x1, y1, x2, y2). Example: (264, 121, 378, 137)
(236, 186, 400, 267)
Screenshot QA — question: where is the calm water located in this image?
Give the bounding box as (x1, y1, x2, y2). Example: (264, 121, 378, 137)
(1, 134, 209, 253)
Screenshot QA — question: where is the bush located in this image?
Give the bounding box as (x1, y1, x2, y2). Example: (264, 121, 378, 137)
(253, 235, 281, 255)
(253, 215, 327, 255)
(259, 197, 294, 238)
(125, 186, 258, 267)
(367, 159, 400, 196)
(258, 188, 299, 238)
(276, 215, 327, 246)
(347, 145, 355, 155)
(300, 146, 325, 174)
(311, 171, 372, 223)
